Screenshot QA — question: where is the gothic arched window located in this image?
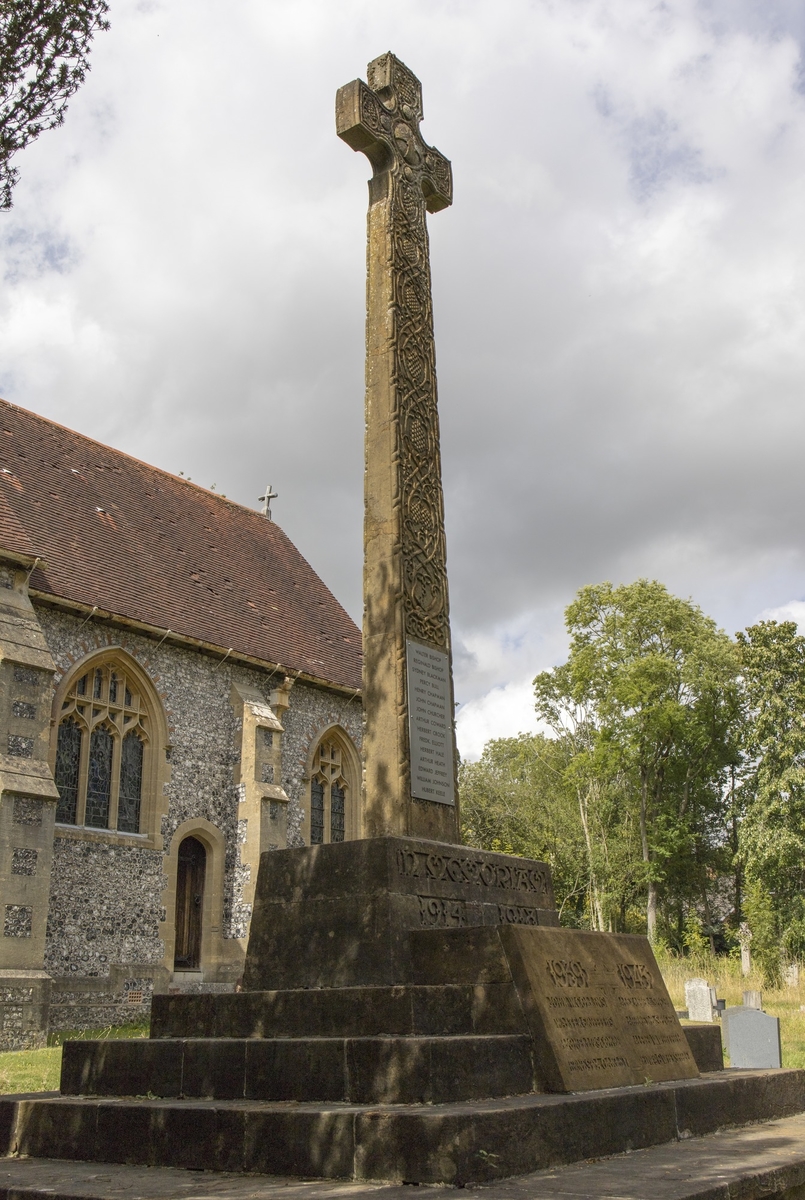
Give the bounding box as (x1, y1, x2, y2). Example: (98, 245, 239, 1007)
(53, 660, 150, 834)
(307, 734, 357, 844)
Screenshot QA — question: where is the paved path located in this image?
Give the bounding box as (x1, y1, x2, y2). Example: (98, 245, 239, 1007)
(3, 1112, 805, 1199)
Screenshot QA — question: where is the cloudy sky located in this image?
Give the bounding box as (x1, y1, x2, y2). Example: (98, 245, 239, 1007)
(2, 0, 805, 758)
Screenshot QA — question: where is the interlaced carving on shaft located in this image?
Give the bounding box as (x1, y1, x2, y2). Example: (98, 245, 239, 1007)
(392, 165, 447, 647)
(341, 54, 453, 652)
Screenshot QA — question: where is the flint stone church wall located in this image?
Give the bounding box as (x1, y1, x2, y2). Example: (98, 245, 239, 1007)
(27, 605, 361, 1030)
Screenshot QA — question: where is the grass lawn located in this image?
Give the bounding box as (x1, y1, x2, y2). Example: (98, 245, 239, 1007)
(658, 952, 805, 1068)
(0, 1022, 148, 1095)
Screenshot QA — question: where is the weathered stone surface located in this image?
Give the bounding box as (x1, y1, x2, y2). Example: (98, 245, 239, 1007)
(4, 1070, 804, 1184)
(12, 1110, 805, 1199)
(684, 977, 716, 1023)
(151, 982, 528, 1039)
(413, 925, 698, 1092)
(682, 1022, 724, 1073)
(337, 54, 458, 843)
(61, 1033, 537, 1104)
(242, 837, 556, 990)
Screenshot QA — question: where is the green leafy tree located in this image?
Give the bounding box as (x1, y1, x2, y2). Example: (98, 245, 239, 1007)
(737, 620, 805, 964)
(535, 580, 741, 942)
(0, 0, 109, 209)
(459, 734, 589, 923)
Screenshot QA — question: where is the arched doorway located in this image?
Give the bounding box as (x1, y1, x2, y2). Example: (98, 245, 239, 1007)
(174, 836, 206, 969)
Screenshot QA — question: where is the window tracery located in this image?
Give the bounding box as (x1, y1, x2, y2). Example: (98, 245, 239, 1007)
(309, 737, 351, 844)
(53, 660, 150, 834)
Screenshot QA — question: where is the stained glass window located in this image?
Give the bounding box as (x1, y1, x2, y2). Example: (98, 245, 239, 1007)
(117, 732, 143, 833)
(86, 726, 113, 828)
(310, 779, 325, 845)
(309, 739, 352, 844)
(55, 661, 152, 832)
(331, 784, 345, 842)
(55, 717, 82, 824)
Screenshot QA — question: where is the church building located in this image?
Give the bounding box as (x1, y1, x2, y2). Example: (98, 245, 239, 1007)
(0, 399, 362, 1049)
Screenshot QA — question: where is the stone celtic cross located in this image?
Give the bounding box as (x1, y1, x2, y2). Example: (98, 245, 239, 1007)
(337, 53, 459, 843)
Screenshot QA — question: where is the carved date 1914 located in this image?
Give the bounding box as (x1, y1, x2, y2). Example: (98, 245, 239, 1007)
(418, 895, 466, 927)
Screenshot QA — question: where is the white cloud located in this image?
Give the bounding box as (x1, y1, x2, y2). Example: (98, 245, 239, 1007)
(456, 678, 540, 763)
(755, 601, 805, 629)
(3, 0, 805, 758)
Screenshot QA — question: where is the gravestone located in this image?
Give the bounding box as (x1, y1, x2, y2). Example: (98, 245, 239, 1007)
(743, 989, 763, 1010)
(785, 963, 800, 988)
(723, 1005, 782, 1069)
(685, 977, 716, 1022)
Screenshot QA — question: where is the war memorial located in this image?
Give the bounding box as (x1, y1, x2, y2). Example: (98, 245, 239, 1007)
(3, 52, 805, 1199)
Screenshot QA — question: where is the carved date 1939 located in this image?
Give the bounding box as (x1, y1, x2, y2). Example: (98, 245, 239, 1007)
(546, 958, 589, 988)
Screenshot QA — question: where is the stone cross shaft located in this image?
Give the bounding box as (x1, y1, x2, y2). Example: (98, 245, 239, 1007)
(337, 53, 459, 843)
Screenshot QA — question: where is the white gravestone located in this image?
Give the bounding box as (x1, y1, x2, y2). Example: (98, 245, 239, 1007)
(685, 977, 716, 1023)
(743, 990, 762, 1010)
(406, 640, 455, 806)
(722, 1006, 782, 1069)
(739, 922, 752, 977)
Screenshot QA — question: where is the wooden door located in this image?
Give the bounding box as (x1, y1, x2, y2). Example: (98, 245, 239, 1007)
(174, 836, 206, 969)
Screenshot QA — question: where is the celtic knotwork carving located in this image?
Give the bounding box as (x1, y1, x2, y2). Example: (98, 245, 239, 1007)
(391, 170, 449, 647)
(337, 53, 453, 653)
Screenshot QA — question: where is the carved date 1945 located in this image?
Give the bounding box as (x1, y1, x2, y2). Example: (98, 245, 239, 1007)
(617, 962, 654, 990)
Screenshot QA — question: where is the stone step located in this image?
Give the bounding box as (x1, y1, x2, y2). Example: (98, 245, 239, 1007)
(6, 1111, 805, 1199)
(150, 984, 527, 1040)
(60, 1035, 537, 1104)
(1, 1068, 803, 1184)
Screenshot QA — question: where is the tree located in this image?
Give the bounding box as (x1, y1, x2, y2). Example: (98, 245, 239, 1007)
(0, 0, 109, 209)
(737, 620, 805, 971)
(535, 580, 741, 942)
(459, 733, 590, 923)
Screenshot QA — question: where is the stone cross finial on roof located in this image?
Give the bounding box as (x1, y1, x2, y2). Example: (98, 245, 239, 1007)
(258, 484, 278, 521)
(337, 54, 459, 844)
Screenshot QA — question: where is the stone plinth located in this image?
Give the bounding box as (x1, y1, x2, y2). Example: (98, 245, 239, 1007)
(242, 837, 557, 991)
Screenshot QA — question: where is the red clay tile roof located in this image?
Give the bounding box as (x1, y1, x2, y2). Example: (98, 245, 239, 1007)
(0, 399, 362, 691)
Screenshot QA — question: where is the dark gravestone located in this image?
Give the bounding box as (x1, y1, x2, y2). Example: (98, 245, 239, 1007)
(723, 1006, 782, 1069)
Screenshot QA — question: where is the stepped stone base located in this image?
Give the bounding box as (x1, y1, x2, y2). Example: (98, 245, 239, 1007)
(8, 1110, 805, 1200)
(0, 838, 799, 1186)
(1, 1070, 804, 1184)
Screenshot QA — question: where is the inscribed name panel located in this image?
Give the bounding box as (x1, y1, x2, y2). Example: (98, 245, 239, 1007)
(406, 640, 455, 805)
(499, 927, 698, 1092)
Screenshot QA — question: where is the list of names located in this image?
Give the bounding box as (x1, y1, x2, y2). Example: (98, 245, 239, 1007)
(406, 639, 455, 805)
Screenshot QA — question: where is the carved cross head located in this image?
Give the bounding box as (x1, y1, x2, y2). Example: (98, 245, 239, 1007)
(336, 52, 453, 213)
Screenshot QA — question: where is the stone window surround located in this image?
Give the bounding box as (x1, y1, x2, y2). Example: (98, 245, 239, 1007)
(300, 723, 360, 846)
(49, 646, 171, 851)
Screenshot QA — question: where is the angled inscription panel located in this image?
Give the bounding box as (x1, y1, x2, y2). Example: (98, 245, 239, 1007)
(498, 926, 699, 1092)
